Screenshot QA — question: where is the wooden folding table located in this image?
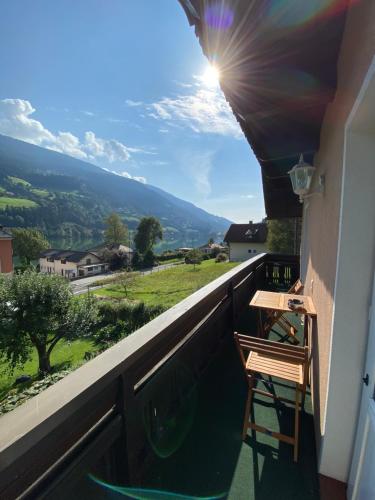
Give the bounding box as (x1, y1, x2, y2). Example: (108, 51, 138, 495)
(250, 290, 317, 344)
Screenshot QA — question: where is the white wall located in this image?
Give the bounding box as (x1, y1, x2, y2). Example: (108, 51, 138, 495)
(319, 60, 375, 481)
(229, 242, 268, 261)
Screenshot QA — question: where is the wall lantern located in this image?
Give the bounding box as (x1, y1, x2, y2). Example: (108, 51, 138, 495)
(288, 154, 323, 203)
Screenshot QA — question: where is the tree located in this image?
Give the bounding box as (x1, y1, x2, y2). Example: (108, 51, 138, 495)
(0, 271, 97, 374)
(117, 271, 139, 298)
(104, 213, 128, 245)
(12, 228, 49, 265)
(185, 249, 203, 270)
(102, 247, 129, 271)
(134, 217, 163, 254)
(267, 218, 301, 254)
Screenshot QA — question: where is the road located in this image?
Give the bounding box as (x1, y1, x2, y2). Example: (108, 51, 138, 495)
(71, 261, 184, 295)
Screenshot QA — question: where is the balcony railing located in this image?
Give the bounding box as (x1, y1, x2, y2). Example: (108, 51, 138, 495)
(0, 253, 299, 499)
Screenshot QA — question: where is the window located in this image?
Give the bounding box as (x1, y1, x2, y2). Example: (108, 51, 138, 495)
(86, 258, 92, 265)
(87, 267, 93, 272)
(61, 259, 66, 264)
(248, 249, 253, 253)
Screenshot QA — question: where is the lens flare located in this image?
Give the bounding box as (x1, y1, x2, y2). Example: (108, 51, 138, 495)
(89, 476, 227, 500)
(204, 3, 234, 31)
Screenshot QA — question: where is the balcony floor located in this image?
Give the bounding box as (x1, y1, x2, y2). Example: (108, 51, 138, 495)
(140, 306, 319, 500)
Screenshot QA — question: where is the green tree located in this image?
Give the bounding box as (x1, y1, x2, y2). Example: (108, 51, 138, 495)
(12, 228, 49, 265)
(0, 271, 97, 374)
(185, 248, 203, 270)
(104, 213, 128, 245)
(134, 217, 163, 254)
(267, 218, 301, 254)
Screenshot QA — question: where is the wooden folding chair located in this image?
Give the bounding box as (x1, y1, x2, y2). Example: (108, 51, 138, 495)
(264, 279, 304, 344)
(234, 332, 309, 462)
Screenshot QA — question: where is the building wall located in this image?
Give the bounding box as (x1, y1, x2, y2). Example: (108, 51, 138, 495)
(0, 239, 13, 273)
(40, 257, 78, 277)
(300, 0, 375, 481)
(40, 254, 102, 278)
(229, 242, 268, 261)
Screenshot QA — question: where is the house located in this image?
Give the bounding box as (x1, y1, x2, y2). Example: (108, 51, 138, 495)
(224, 221, 267, 261)
(0, 225, 13, 274)
(89, 243, 134, 263)
(1, 2, 374, 499)
(39, 249, 109, 279)
(198, 242, 227, 255)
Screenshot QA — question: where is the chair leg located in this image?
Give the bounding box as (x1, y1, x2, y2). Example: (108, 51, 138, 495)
(293, 385, 300, 462)
(242, 378, 253, 440)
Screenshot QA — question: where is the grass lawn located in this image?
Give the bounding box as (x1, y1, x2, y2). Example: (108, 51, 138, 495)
(0, 196, 38, 209)
(0, 338, 95, 399)
(95, 260, 239, 308)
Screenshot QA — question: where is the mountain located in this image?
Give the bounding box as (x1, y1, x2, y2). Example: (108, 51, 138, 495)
(0, 134, 231, 250)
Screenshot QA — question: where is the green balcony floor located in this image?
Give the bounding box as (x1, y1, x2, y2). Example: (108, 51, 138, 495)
(139, 306, 320, 500)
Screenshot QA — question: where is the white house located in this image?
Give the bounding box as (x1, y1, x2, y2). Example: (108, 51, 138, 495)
(39, 249, 109, 279)
(224, 221, 268, 261)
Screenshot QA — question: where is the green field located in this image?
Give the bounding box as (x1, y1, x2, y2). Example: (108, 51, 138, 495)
(30, 188, 50, 197)
(0, 338, 95, 398)
(95, 260, 239, 308)
(8, 176, 31, 187)
(0, 197, 38, 209)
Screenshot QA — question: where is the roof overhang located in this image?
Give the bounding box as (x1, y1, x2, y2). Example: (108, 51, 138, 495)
(179, 0, 349, 218)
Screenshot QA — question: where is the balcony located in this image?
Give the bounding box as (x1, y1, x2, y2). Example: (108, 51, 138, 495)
(0, 254, 319, 499)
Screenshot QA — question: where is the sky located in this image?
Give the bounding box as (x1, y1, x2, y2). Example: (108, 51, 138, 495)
(0, 0, 265, 223)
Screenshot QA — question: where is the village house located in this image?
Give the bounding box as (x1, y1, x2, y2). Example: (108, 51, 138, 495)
(39, 249, 109, 279)
(0, 225, 13, 274)
(224, 221, 268, 261)
(198, 242, 227, 255)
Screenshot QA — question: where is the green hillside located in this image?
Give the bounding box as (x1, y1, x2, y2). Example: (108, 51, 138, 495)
(0, 134, 231, 250)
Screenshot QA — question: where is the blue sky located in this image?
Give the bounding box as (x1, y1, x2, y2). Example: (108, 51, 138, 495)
(0, 0, 265, 223)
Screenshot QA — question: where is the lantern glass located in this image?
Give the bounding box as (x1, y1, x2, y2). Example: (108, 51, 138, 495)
(288, 156, 315, 199)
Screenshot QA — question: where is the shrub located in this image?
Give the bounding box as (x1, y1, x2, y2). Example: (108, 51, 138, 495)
(215, 252, 228, 263)
(132, 251, 143, 269)
(95, 301, 165, 348)
(143, 249, 156, 268)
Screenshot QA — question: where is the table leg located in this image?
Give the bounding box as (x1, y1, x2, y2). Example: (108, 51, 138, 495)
(303, 314, 308, 347)
(258, 309, 263, 338)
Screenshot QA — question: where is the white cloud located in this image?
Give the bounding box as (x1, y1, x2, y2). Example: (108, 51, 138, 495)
(81, 110, 95, 116)
(148, 86, 242, 138)
(159, 128, 169, 134)
(241, 194, 256, 199)
(0, 98, 139, 164)
(133, 176, 146, 184)
(183, 151, 214, 196)
(101, 167, 147, 184)
(125, 99, 143, 107)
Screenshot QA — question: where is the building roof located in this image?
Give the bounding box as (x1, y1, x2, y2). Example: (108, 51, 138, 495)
(0, 226, 12, 240)
(89, 243, 134, 254)
(224, 222, 267, 244)
(179, 0, 349, 218)
(40, 249, 100, 263)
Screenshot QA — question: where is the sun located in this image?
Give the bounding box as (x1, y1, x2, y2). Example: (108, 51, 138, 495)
(201, 64, 220, 87)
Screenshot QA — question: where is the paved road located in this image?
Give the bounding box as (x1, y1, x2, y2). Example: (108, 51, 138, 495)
(72, 261, 184, 295)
